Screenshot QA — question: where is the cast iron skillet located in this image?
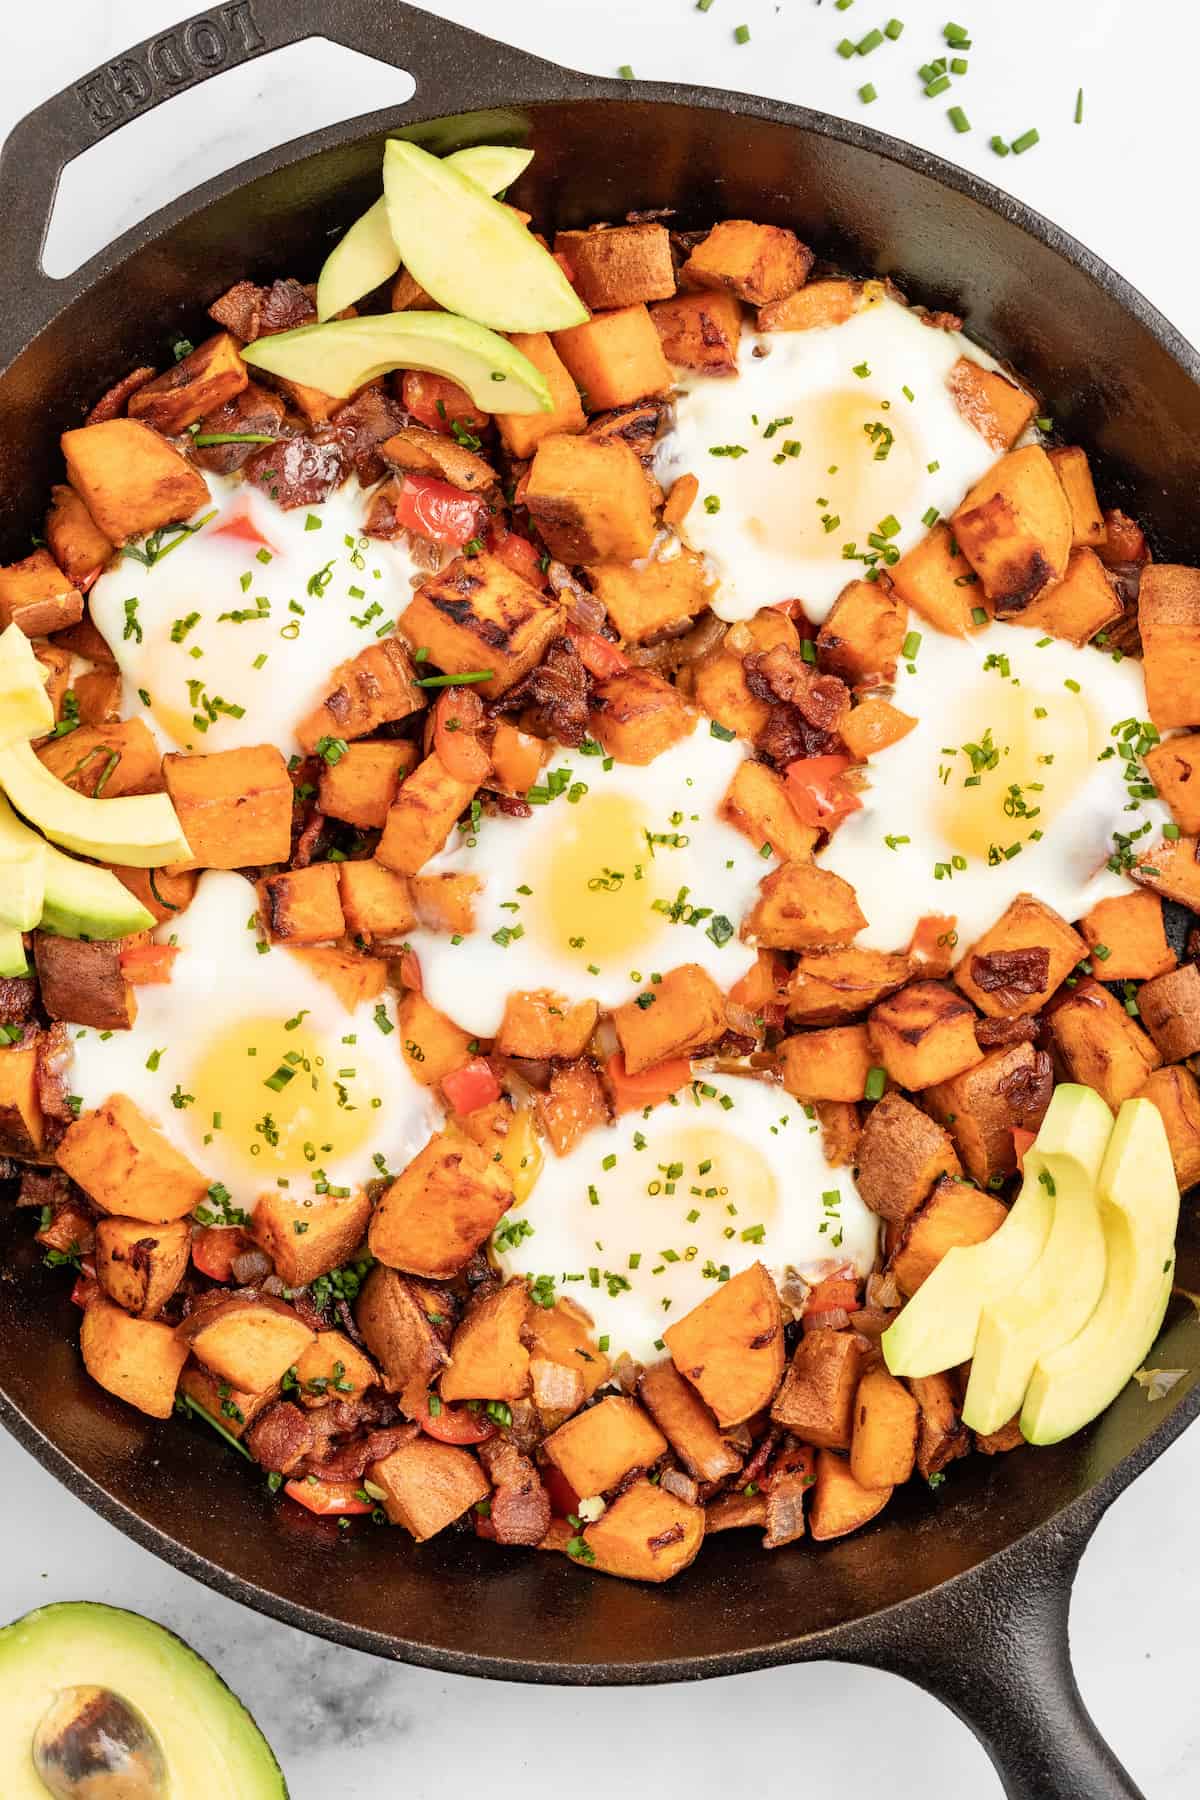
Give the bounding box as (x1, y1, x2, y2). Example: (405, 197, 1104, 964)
(1, 4, 1198, 1794)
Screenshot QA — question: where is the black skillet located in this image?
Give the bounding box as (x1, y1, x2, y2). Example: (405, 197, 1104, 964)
(0, 5, 1197, 1795)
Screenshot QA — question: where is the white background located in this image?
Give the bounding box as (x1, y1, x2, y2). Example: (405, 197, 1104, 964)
(1, 2, 1197, 1794)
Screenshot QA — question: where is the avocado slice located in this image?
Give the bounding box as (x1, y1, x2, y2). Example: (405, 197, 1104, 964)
(0, 622, 54, 749)
(316, 143, 534, 320)
(962, 1083, 1113, 1435)
(0, 1601, 287, 1797)
(0, 793, 153, 938)
(243, 307, 552, 411)
(0, 740, 190, 868)
(1021, 1097, 1181, 1444)
(383, 139, 588, 333)
(0, 927, 28, 977)
(0, 793, 44, 930)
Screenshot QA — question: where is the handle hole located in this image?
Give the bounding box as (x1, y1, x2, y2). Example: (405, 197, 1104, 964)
(42, 37, 415, 279)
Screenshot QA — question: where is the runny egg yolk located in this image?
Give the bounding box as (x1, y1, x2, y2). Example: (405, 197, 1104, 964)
(935, 680, 1097, 862)
(578, 1122, 781, 1267)
(740, 389, 920, 564)
(531, 790, 670, 965)
(186, 1016, 377, 1179)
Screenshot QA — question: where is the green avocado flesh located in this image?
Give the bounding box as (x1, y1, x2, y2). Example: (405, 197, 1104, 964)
(0, 623, 53, 749)
(0, 792, 153, 940)
(1021, 1097, 1181, 1444)
(962, 1084, 1113, 1435)
(316, 143, 534, 320)
(383, 139, 587, 333)
(0, 1602, 286, 1798)
(883, 1083, 1109, 1382)
(243, 307, 552, 411)
(0, 740, 190, 868)
(0, 927, 28, 977)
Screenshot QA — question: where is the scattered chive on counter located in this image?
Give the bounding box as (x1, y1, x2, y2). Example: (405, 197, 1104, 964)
(859, 82, 877, 103)
(1012, 127, 1040, 153)
(948, 105, 970, 133)
(734, 23, 750, 43)
(618, 64, 634, 79)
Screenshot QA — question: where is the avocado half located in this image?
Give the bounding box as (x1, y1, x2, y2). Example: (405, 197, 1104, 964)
(2, 1602, 287, 1798)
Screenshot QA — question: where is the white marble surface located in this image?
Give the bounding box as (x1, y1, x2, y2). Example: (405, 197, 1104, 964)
(1, 2, 1199, 1794)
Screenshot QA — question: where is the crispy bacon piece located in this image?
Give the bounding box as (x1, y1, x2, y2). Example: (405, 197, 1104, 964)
(975, 1013, 1041, 1048)
(258, 278, 318, 338)
(85, 366, 156, 425)
(997, 1047, 1054, 1118)
(478, 1437, 551, 1546)
(332, 387, 408, 487)
(192, 383, 288, 475)
(0, 977, 35, 1026)
(969, 946, 1051, 1001)
(17, 1167, 72, 1210)
(35, 1023, 76, 1151)
(492, 633, 591, 746)
(744, 645, 849, 734)
(244, 432, 350, 510)
(303, 1422, 417, 1486)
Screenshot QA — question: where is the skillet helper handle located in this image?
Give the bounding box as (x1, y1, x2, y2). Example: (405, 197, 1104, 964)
(840, 1520, 1145, 1799)
(0, 0, 570, 317)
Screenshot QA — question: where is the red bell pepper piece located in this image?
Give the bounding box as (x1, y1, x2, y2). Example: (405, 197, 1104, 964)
(283, 1478, 373, 1517)
(784, 753, 863, 829)
(441, 1058, 503, 1116)
(392, 474, 486, 548)
(118, 942, 180, 985)
(416, 1400, 498, 1446)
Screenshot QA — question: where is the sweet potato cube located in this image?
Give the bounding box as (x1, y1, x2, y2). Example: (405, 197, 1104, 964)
(1136, 1065, 1200, 1192)
(1146, 734, 1200, 837)
(953, 893, 1085, 1018)
(45, 483, 114, 585)
(527, 1294, 609, 1401)
(650, 290, 743, 376)
(110, 863, 196, 926)
(682, 220, 812, 306)
(496, 990, 598, 1061)
(869, 980, 982, 1089)
(687, 647, 770, 743)
(440, 1279, 531, 1403)
(581, 1477, 705, 1582)
(61, 419, 209, 544)
(1139, 564, 1200, 730)
(1133, 834, 1200, 910)
(613, 962, 725, 1074)
(586, 550, 709, 643)
(496, 331, 585, 458)
(32, 936, 134, 1031)
(526, 433, 657, 564)
(294, 945, 386, 1013)
(889, 522, 986, 637)
(809, 1449, 892, 1541)
(33, 641, 71, 723)
(375, 752, 475, 876)
(786, 946, 909, 1025)
(58, 1094, 208, 1223)
(552, 304, 672, 412)
(128, 332, 248, 434)
(257, 863, 344, 945)
(890, 1175, 1008, 1296)
(779, 1024, 873, 1103)
(1048, 446, 1105, 548)
(850, 1366, 919, 1489)
(0, 549, 82, 636)
(589, 667, 695, 763)
(771, 1328, 869, 1449)
(664, 1261, 785, 1428)
(396, 991, 472, 1087)
(297, 638, 423, 751)
(317, 741, 416, 829)
(747, 861, 866, 951)
(94, 1217, 189, 1319)
(356, 1266, 450, 1415)
(250, 1188, 371, 1288)
(951, 445, 1072, 612)
(1013, 545, 1121, 647)
(543, 1394, 667, 1496)
(163, 744, 292, 872)
(178, 1362, 278, 1439)
(337, 860, 415, 940)
(722, 760, 818, 864)
(839, 697, 916, 760)
(757, 278, 864, 333)
(537, 1058, 610, 1156)
(292, 1329, 377, 1408)
(71, 665, 121, 728)
(1046, 977, 1161, 1109)
(925, 1042, 1053, 1188)
(908, 1370, 970, 1480)
(855, 1089, 960, 1222)
(178, 1292, 316, 1392)
(947, 357, 1036, 452)
(39, 720, 162, 799)
(81, 1298, 189, 1420)
(399, 553, 561, 700)
(816, 579, 908, 685)
(410, 872, 480, 934)
(1124, 961, 1200, 1062)
(368, 1436, 489, 1541)
(380, 426, 495, 493)
(488, 721, 546, 795)
(639, 1359, 742, 1483)
(1080, 890, 1176, 982)
(0, 1042, 44, 1156)
(556, 223, 676, 310)
(368, 1130, 512, 1279)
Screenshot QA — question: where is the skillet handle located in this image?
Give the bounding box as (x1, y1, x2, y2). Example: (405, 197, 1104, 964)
(838, 1515, 1145, 1799)
(0, 0, 575, 307)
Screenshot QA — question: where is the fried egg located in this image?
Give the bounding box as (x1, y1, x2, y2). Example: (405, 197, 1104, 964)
(69, 871, 439, 1210)
(657, 296, 1007, 623)
(89, 474, 421, 757)
(819, 620, 1174, 953)
(406, 724, 765, 1038)
(491, 1074, 878, 1362)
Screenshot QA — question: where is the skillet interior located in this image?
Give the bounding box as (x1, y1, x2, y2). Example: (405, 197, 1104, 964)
(1, 91, 1199, 1677)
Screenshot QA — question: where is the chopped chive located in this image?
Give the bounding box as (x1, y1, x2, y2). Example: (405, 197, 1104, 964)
(857, 27, 883, 53)
(948, 105, 970, 133)
(950, 55, 968, 73)
(618, 63, 634, 79)
(924, 75, 951, 97)
(1012, 128, 1040, 155)
(864, 1066, 887, 1101)
(859, 83, 877, 103)
(885, 17, 904, 38)
(971, 606, 989, 626)
(836, 37, 856, 57)
(901, 630, 922, 659)
(734, 22, 750, 43)
(990, 134, 1010, 156)
(1074, 87, 1084, 124)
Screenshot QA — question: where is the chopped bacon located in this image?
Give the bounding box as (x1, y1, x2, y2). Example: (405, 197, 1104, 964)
(969, 946, 1051, 999)
(244, 432, 350, 510)
(975, 1013, 1040, 1048)
(0, 977, 35, 1026)
(85, 366, 156, 425)
(192, 383, 288, 475)
(493, 633, 591, 745)
(744, 645, 850, 734)
(332, 386, 408, 486)
(478, 1438, 551, 1546)
(257, 278, 318, 338)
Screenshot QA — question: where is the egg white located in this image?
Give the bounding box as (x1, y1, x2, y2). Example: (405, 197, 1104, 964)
(69, 871, 439, 1213)
(819, 620, 1174, 953)
(406, 724, 765, 1038)
(89, 474, 422, 758)
(657, 297, 1007, 624)
(492, 1074, 878, 1363)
